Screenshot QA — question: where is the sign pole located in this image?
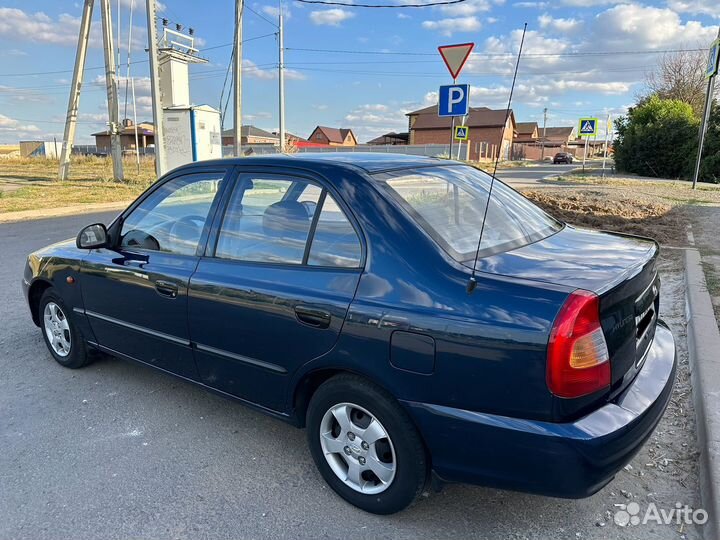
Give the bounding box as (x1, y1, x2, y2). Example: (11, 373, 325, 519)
(602, 113, 611, 179)
(692, 31, 720, 190)
(582, 137, 588, 172)
(449, 77, 456, 158)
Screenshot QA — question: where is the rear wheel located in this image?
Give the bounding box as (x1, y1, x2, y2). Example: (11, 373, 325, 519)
(306, 374, 428, 514)
(39, 289, 93, 369)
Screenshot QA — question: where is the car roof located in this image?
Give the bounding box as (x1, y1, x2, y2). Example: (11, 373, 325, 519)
(189, 152, 449, 174)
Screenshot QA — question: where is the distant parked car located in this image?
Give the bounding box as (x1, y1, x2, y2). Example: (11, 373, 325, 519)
(553, 152, 574, 164)
(23, 154, 675, 514)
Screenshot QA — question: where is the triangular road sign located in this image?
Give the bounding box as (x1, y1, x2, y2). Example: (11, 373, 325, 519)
(581, 121, 594, 133)
(438, 43, 475, 80)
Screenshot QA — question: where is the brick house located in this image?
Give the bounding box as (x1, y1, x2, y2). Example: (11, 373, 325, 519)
(221, 125, 279, 146)
(406, 106, 516, 161)
(92, 119, 155, 154)
(514, 122, 539, 143)
(307, 126, 357, 146)
(366, 131, 409, 145)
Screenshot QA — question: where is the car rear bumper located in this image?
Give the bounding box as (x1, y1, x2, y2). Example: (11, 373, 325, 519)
(402, 320, 676, 498)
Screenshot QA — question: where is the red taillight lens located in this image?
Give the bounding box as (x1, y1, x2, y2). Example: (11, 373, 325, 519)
(547, 290, 611, 398)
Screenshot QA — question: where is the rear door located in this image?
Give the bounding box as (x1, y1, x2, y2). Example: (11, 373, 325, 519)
(188, 171, 364, 410)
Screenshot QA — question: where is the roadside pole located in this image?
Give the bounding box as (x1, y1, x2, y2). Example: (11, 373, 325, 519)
(582, 137, 588, 172)
(602, 113, 611, 179)
(278, 7, 286, 153)
(449, 82, 456, 159)
(146, 0, 165, 176)
(540, 107, 547, 161)
(100, 0, 124, 181)
(692, 30, 720, 190)
(58, 0, 94, 181)
(233, 0, 244, 157)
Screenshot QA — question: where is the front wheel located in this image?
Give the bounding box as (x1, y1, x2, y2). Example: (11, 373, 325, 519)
(39, 289, 93, 369)
(306, 374, 428, 514)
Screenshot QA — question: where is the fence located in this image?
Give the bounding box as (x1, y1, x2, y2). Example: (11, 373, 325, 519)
(222, 144, 452, 158)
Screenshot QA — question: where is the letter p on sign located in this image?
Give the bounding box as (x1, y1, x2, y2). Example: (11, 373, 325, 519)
(438, 84, 470, 117)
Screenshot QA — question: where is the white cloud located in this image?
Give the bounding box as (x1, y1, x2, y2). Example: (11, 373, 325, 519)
(309, 8, 355, 26)
(0, 113, 41, 140)
(397, 12, 410, 19)
(261, 5, 289, 20)
(595, 3, 717, 49)
(513, 1, 548, 7)
(667, 0, 718, 18)
(438, 0, 492, 15)
(0, 8, 145, 50)
(538, 13, 582, 33)
(243, 59, 306, 81)
(422, 16, 482, 36)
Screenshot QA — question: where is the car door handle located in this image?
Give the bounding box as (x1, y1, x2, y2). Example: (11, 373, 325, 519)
(294, 305, 331, 329)
(155, 280, 178, 298)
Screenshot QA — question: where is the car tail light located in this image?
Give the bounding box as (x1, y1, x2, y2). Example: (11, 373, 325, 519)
(547, 290, 611, 398)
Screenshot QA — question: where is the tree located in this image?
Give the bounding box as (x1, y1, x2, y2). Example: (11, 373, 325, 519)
(645, 50, 707, 116)
(698, 103, 720, 183)
(614, 96, 699, 179)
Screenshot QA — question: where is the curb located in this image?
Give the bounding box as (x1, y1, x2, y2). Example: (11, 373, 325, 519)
(684, 248, 720, 540)
(0, 201, 130, 224)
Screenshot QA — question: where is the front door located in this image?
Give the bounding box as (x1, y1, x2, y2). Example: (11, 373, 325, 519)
(81, 167, 232, 379)
(188, 172, 364, 409)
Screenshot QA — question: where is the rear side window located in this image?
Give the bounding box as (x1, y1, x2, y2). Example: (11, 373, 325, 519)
(214, 176, 362, 268)
(373, 165, 561, 261)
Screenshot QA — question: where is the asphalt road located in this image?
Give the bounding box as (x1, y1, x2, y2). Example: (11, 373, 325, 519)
(493, 163, 578, 186)
(0, 211, 700, 540)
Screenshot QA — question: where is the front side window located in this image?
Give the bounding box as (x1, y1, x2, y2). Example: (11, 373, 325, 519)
(215, 176, 361, 268)
(120, 172, 225, 255)
(373, 165, 561, 261)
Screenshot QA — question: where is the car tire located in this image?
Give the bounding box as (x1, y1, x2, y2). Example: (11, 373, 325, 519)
(39, 289, 93, 369)
(306, 374, 428, 514)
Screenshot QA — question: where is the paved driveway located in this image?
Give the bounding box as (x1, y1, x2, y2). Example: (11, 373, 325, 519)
(0, 211, 700, 540)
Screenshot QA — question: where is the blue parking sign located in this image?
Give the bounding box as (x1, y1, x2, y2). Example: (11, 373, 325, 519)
(438, 84, 470, 117)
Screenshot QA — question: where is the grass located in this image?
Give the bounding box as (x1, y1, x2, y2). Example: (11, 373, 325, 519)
(0, 156, 156, 214)
(0, 155, 156, 183)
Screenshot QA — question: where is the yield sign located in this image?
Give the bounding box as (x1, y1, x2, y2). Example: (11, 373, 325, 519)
(438, 42, 475, 80)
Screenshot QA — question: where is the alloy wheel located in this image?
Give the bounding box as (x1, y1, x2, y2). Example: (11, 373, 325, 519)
(43, 302, 72, 357)
(319, 402, 396, 494)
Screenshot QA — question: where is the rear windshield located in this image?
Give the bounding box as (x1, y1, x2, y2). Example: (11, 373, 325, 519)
(372, 165, 562, 261)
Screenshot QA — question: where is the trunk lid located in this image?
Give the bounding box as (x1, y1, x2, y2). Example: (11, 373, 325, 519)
(472, 225, 660, 404)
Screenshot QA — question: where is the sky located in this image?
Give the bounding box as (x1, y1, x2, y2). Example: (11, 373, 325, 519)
(0, 0, 718, 145)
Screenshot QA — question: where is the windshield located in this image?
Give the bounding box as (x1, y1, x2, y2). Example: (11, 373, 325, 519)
(373, 165, 562, 261)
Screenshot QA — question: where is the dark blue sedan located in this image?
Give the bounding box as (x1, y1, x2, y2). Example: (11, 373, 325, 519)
(23, 154, 675, 514)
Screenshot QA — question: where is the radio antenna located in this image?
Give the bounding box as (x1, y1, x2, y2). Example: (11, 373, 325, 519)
(467, 22, 528, 294)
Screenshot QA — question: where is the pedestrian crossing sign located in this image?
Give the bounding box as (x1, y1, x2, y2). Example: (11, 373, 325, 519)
(454, 125, 469, 141)
(578, 117, 598, 138)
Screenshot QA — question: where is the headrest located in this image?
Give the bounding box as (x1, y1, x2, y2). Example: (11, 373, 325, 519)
(262, 200, 310, 234)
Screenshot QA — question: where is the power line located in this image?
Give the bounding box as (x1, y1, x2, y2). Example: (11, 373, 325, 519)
(286, 46, 706, 58)
(0, 34, 276, 77)
(245, 4, 278, 28)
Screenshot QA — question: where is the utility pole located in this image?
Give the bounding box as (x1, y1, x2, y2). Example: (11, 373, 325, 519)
(146, 0, 165, 176)
(58, 0, 94, 181)
(693, 28, 720, 190)
(100, 0, 124, 180)
(233, 0, 244, 157)
(602, 113, 611, 179)
(278, 5, 286, 153)
(540, 107, 547, 161)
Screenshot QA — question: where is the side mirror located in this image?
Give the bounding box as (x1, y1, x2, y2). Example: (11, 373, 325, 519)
(76, 223, 109, 249)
